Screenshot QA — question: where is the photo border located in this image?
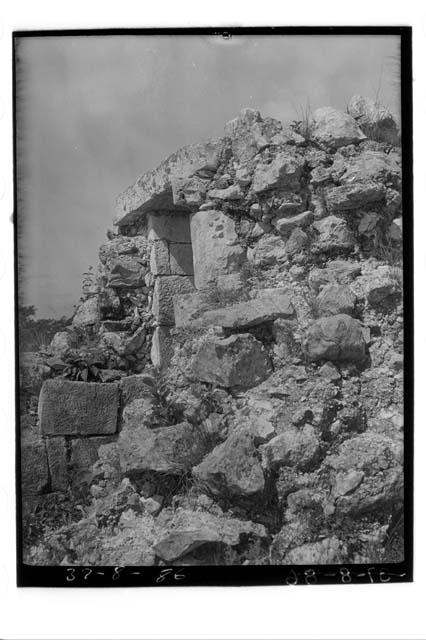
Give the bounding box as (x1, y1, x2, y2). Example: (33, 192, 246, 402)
(13, 25, 413, 588)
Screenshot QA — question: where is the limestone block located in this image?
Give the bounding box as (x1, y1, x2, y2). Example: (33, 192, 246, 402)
(199, 289, 295, 330)
(174, 292, 210, 327)
(169, 243, 194, 275)
(151, 326, 174, 369)
(311, 106, 366, 149)
(150, 240, 170, 275)
(192, 430, 265, 498)
(152, 276, 195, 326)
(39, 380, 120, 436)
(191, 333, 272, 389)
(46, 436, 68, 492)
(303, 314, 366, 362)
(148, 213, 191, 243)
(115, 140, 221, 226)
(21, 436, 49, 495)
(190, 210, 245, 289)
(252, 151, 305, 193)
(106, 255, 147, 288)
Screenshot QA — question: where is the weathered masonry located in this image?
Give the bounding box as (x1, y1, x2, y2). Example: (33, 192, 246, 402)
(114, 138, 248, 368)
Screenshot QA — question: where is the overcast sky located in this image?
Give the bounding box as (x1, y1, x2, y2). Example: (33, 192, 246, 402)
(16, 34, 400, 318)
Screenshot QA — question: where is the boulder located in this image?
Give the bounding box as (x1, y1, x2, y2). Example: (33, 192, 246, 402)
(191, 333, 272, 389)
(312, 216, 355, 253)
(324, 432, 403, 517)
(118, 420, 207, 476)
(100, 326, 146, 356)
(153, 507, 267, 562)
(152, 275, 195, 326)
(284, 228, 308, 257)
(190, 210, 245, 289)
(325, 181, 386, 213)
(311, 106, 366, 149)
(99, 235, 148, 265)
(39, 379, 120, 436)
(365, 268, 401, 306)
(193, 430, 265, 498)
(224, 108, 270, 163)
(308, 260, 361, 292)
(106, 256, 146, 288)
(247, 235, 286, 267)
(330, 149, 401, 188)
(259, 426, 320, 472)
(252, 150, 305, 193)
(316, 284, 356, 316)
(72, 296, 99, 328)
(348, 95, 400, 145)
(303, 314, 366, 362)
(198, 289, 294, 330)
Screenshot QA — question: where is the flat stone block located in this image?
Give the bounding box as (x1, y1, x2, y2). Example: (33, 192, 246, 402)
(151, 326, 174, 369)
(169, 243, 194, 276)
(148, 214, 191, 243)
(152, 276, 195, 326)
(39, 379, 120, 436)
(150, 240, 170, 275)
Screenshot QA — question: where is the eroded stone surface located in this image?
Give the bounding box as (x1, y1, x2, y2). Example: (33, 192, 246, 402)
(190, 210, 245, 289)
(191, 333, 272, 389)
(193, 430, 265, 498)
(39, 380, 120, 436)
(303, 315, 366, 362)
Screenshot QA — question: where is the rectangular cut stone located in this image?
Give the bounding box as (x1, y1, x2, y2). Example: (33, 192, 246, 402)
(21, 437, 49, 495)
(46, 436, 68, 491)
(151, 326, 174, 369)
(148, 213, 191, 243)
(169, 243, 194, 276)
(190, 210, 245, 289)
(150, 240, 170, 275)
(39, 380, 120, 436)
(152, 276, 195, 326)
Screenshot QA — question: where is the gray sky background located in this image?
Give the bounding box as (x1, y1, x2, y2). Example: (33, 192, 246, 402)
(16, 34, 400, 318)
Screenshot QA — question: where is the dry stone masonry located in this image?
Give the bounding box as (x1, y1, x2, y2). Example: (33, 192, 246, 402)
(21, 95, 404, 566)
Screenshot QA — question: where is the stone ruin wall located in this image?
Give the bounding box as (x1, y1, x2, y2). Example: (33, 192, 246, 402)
(21, 95, 405, 565)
